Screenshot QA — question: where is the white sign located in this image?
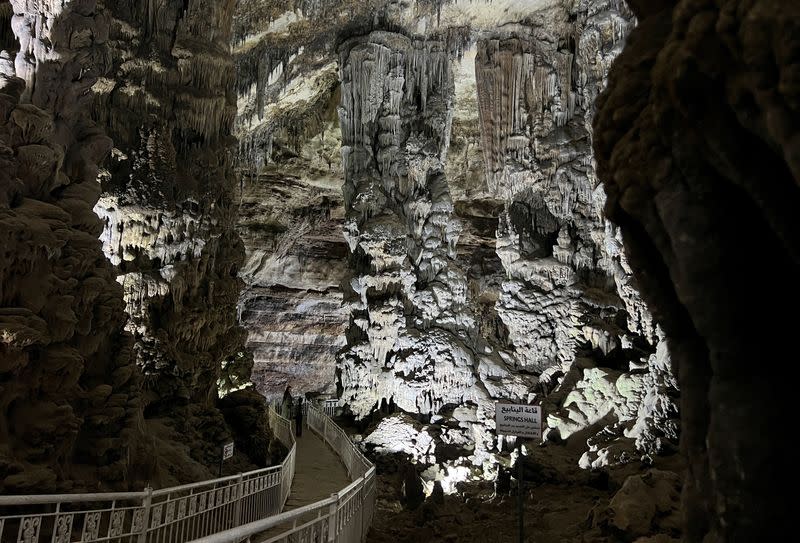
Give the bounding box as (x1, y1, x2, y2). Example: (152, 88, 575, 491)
(223, 442, 234, 460)
(495, 403, 542, 439)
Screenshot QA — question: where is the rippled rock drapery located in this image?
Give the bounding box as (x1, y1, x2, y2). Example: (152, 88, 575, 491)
(89, 0, 264, 480)
(337, 31, 491, 420)
(0, 0, 144, 492)
(472, 0, 679, 467)
(230, 0, 679, 477)
(593, 0, 796, 539)
(330, 1, 678, 474)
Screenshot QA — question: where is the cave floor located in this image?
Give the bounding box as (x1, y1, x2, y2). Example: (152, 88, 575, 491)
(365, 443, 685, 543)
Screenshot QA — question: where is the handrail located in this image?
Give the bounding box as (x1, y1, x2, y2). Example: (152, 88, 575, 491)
(0, 491, 148, 506)
(190, 402, 376, 543)
(0, 401, 373, 543)
(0, 405, 297, 543)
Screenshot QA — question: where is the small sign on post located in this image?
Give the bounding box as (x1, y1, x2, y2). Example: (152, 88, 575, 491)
(219, 441, 234, 476)
(495, 403, 542, 439)
(495, 402, 542, 543)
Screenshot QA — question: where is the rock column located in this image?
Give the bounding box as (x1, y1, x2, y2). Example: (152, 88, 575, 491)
(337, 31, 489, 419)
(594, 0, 797, 538)
(0, 0, 141, 492)
(90, 0, 260, 477)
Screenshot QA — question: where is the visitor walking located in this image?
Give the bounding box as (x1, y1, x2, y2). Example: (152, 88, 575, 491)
(295, 397, 304, 437)
(281, 385, 293, 419)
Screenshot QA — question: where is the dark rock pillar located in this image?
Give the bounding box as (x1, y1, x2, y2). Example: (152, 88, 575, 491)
(0, 0, 142, 492)
(594, 0, 797, 539)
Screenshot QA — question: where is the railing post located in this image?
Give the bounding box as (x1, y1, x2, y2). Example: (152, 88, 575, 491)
(327, 493, 338, 543)
(234, 473, 244, 527)
(137, 487, 153, 543)
(360, 480, 366, 542)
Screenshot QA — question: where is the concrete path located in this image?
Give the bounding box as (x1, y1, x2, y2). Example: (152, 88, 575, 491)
(284, 426, 350, 510)
(256, 425, 350, 541)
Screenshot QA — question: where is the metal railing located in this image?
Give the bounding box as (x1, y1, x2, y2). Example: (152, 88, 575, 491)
(190, 403, 375, 543)
(0, 406, 296, 543)
(321, 400, 338, 418)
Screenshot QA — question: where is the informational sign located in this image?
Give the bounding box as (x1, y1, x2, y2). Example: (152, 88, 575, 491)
(495, 403, 542, 439)
(222, 441, 234, 460)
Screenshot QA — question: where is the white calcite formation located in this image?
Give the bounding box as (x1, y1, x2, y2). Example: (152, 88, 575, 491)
(336, 30, 480, 418)
(232, 0, 678, 474)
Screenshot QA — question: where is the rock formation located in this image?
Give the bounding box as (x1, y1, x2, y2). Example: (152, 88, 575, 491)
(331, 0, 677, 475)
(336, 29, 481, 417)
(88, 0, 265, 479)
(237, 170, 348, 398)
(1, 0, 274, 492)
(230, 0, 680, 479)
(593, 0, 796, 539)
(0, 0, 143, 492)
(233, 1, 350, 399)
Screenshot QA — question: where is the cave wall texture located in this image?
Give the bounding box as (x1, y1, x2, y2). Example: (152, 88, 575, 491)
(3, 1, 793, 538)
(231, 0, 680, 479)
(594, 0, 797, 539)
(87, 0, 271, 484)
(0, 0, 143, 492)
(0, 0, 271, 492)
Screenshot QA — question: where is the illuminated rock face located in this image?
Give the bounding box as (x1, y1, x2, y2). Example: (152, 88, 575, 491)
(0, 0, 142, 492)
(92, 0, 245, 408)
(232, 0, 679, 473)
(87, 0, 263, 478)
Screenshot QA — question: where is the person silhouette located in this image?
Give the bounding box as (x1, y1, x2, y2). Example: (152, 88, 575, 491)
(281, 385, 293, 419)
(295, 397, 304, 437)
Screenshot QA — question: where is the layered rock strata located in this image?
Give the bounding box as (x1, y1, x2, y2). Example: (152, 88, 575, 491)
(594, 0, 797, 539)
(0, 0, 143, 492)
(237, 171, 348, 398)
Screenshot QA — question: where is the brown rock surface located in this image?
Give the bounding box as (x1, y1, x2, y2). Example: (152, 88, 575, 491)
(0, 0, 142, 492)
(594, 0, 797, 539)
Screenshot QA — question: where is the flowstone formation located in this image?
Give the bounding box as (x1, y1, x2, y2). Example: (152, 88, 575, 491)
(88, 0, 265, 480)
(334, 0, 678, 477)
(594, 0, 797, 539)
(0, 0, 143, 492)
(231, 0, 678, 482)
(473, 3, 679, 468)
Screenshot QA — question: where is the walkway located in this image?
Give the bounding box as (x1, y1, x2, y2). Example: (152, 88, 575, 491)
(284, 426, 350, 509)
(0, 404, 374, 543)
(255, 421, 352, 542)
